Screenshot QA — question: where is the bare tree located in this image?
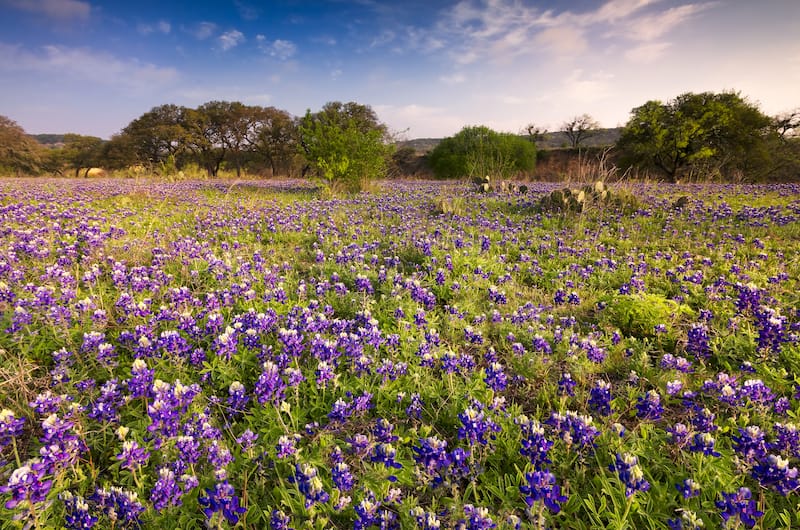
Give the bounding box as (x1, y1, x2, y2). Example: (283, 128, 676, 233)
(524, 123, 548, 144)
(561, 114, 600, 148)
(774, 108, 800, 142)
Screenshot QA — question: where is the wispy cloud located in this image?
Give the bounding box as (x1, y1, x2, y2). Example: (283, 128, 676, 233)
(218, 30, 245, 51)
(137, 20, 171, 36)
(427, 0, 717, 64)
(2, 0, 90, 20)
(185, 21, 217, 40)
(0, 42, 178, 91)
(256, 35, 297, 60)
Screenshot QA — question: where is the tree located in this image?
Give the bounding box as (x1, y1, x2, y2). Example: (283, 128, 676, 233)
(774, 109, 800, 142)
(0, 116, 42, 175)
(617, 92, 774, 181)
(524, 123, 548, 144)
(561, 114, 599, 149)
(247, 106, 299, 177)
(298, 101, 393, 193)
(428, 125, 536, 180)
(61, 134, 106, 177)
(120, 104, 187, 169)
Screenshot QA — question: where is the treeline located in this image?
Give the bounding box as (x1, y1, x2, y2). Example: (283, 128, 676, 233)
(0, 101, 395, 185)
(2, 91, 799, 184)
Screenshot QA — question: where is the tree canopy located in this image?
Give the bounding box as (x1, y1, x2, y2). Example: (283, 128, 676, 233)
(617, 92, 776, 181)
(428, 126, 536, 180)
(0, 116, 42, 176)
(298, 102, 393, 193)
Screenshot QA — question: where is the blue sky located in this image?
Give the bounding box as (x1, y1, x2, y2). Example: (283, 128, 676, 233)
(1, 0, 798, 139)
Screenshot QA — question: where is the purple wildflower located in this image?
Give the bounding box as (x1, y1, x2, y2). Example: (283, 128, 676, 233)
(716, 487, 763, 528)
(198, 480, 247, 525)
(610, 452, 650, 497)
(520, 470, 568, 514)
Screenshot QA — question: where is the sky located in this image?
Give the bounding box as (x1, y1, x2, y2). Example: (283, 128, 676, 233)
(1, 0, 798, 140)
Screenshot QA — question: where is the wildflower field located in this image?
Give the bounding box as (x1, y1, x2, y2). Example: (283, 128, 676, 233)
(1, 178, 799, 529)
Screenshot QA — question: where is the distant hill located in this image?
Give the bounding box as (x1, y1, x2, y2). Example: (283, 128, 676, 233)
(397, 128, 623, 153)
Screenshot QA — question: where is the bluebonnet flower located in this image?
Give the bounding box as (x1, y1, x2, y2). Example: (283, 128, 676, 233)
(291, 463, 329, 508)
(405, 393, 424, 421)
(581, 339, 606, 363)
(739, 379, 775, 405)
(354, 493, 380, 530)
(755, 307, 789, 354)
(255, 361, 286, 406)
(126, 359, 153, 399)
(484, 362, 508, 392)
(667, 510, 705, 530)
(462, 504, 497, 529)
(174, 435, 202, 469)
(1, 460, 52, 510)
(610, 452, 650, 497)
(0, 409, 25, 458)
(751, 454, 799, 496)
(236, 429, 258, 451)
(588, 380, 613, 416)
(676, 478, 701, 499)
(666, 380, 683, 396)
(520, 470, 568, 514)
(685, 323, 711, 360)
(270, 509, 294, 530)
(276, 434, 300, 459)
(226, 381, 249, 415)
(558, 372, 576, 396)
(547, 411, 600, 450)
(688, 432, 721, 457)
(331, 461, 355, 491)
(371, 442, 403, 472)
(60, 490, 97, 529)
(88, 379, 123, 423)
(636, 390, 664, 421)
(90, 486, 145, 526)
(517, 416, 552, 469)
(116, 440, 150, 471)
(373, 418, 398, 443)
(732, 426, 768, 463)
(150, 466, 192, 511)
(716, 487, 762, 528)
(410, 506, 442, 529)
(458, 405, 500, 446)
(734, 283, 762, 314)
(771, 422, 800, 457)
(198, 480, 247, 525)
(315, 360, 336, 388)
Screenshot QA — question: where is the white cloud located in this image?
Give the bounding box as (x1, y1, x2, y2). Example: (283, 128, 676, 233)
(257, 36, 297, 60)
(621, 3, 717, 42)
(3, 0, 90, 20)
(186, 22, 217, 40)
(137, 20, 171, 36)
(0, 42, 178, 91)
(426, 0, 717, 64)
(218, 30, 245, 51)
(534, 25, 588, 55)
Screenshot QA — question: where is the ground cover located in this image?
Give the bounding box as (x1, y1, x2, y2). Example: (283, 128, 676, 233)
(1, 178, 799, 529)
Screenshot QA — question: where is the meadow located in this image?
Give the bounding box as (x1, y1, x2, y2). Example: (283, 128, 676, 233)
(1, 177, 799, 529)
